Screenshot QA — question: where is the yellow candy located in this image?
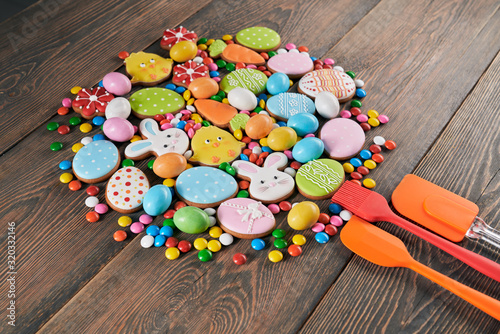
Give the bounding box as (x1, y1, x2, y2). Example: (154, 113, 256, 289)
(268, 250, 283, 263)
(209, 226, 223, 238)
(259, 99, 266, 108)
(259, 138, 268, 146)
(118, 216, 132, 227)
(233, 129, 243, 140)
(170, 41, 198, 63)
(194, 238, 208, 250)
(222, 34, 233, 41)
(367, 109, 379, 118)
(207, 240, 222, 252)
(270, 117, 276, 123)
(343, 162, 355, 173)
(187, 98, 195, 105)
(191, 114, 203, 123)
(363, 178, 376, 189)
(183, 90, 192, 101)
(368, 117, 380, 127)
(292, 234, 307, 246)
(163, 178, 175, 187)
(185, 163, 193, 170)
(72, 143, 84, 153)
(130, 135, 142, 142)
(80, 123, 92, 133)
(165, 247, 180, 260)
(70, 86, 82, 94)
(267, 127, 297, 151)
(364, 159, 377, 170)
(289, 80, 293, 87)
(206, 39, 215, 46)
(59, 173, 73, 184)
(222, 98, 229, 104)
(197, 44, 207, 51)
(287, 201, 320, 230)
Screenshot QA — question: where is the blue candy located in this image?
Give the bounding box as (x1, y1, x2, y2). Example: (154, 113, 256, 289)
(209, 71, 220, 78)
(266, 72, 290, 95)
(174, 86, 186, 94)
(261, 146, 273, 153)
(355, 88, 367, 98)
(315, 232, 330, 244)
(350, 158, 363, 168)
(59, 160, 72, 170)
(154, 235, 167, 247)
(93, 134, 105, 141)
(146, 225, 160, 237)
(92, 116, 105, 126)
(239, 154, 249, 161)
(143, 185, 172, 216)
(328, 203, 342, 215)
(176, 120, 187, 129)
(359, 149, 372, 160)
(165, 83, 177, 90)
(159, 226, 174, 237)
(251, 238, 266, 251)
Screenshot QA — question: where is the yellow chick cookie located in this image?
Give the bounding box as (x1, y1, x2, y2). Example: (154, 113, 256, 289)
(124, 51, 173, 85)
(189, 126, 245, 166)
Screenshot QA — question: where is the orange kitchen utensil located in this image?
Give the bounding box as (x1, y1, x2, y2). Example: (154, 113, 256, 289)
(340, 216, 500, 320)
(392, 174, 500, 248)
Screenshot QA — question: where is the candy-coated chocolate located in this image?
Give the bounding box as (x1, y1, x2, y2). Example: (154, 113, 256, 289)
(160, 226, 174, 237)
(272, 229, 286, 239)
(266, 72, 290, 95)
(268, 250, 283, 263)
(219, 233, 234, 246)
(103, 117, 135, 142)
(209, 226, 223, 238)
(68, 180, 82, 191)
(130, 222, 144, 233)
(292, 234, 306, 246)
(60, 173, 73, 184)
(194, 238, 208, 250)
(165, 247, 180, 260)
(188, 77, 220, 99)
(287, 201, 320, 230)
(385, 140, 397, 150)
(311, 223, 325, 232)
(143, 185, 172, 216)
(287, 113, 319, 137)
(173, 206, 210, 234)
(146, 225, 160, 236)
(166, 237, 179, 248)
(251, 238, 266, 250)
(233, 253, 247, 265)
(273, 238, 288, 249)
(50, 142, 63, 151)
(244, 114, 273, 139)
(315, 91, 340, 119)
(207, 240, 222, 252)
(154, 235, 167, 247)
(288, 244, 302, 256)
(113, 230, 127, 242)
(153, 152, 187, 178)
(227, 87, 258, 111)
(198, 249, 213, 262)
(102, 72, 132, 96)
(315, 232, 329, 244)
(94, 203, 108, 214)
(363, 178, 376, 188)
(178, 240, 192, 253)
(141, 235, 155, 248)
(118, 216, 132, 227)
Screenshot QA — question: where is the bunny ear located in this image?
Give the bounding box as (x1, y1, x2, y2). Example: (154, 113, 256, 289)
(139, 119, 160, 138)
(232, 160, 260, 178)
(263, 152, 288, 170)
(124, 140, 153, 160)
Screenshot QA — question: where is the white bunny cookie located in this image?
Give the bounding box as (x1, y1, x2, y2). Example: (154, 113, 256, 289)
(125, 119, 189, 160)
(232, 152, 295, 204)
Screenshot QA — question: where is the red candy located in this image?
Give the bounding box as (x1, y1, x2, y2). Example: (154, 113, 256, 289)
(350, 107, 362, 116)
(318, 213, 330, 225)
(86, 186, 99, 196)
(350, 172, 363, 180)
(118, 51, 129, 59)
(288, 244, 302, 257)
(257, 66, 267, 72)
(57, 125, 70, 135)
(154, 114, 165, 122)
(290, 161, 302, 170)
(249, 153, 258, 163)
(357, 166, 370, 175)
(57, 107, 69, 115)
(372, 153, 384, 163)
(233, 253, 247, 265)
(174, 201, 187, 210)
(68, 180, 82, 191)
(164, 209, 176, 219)
(314, 64, 323, 70)
(178, 240, 192, 253)
(279, 201, 292, 211)
(360, 123, 371, 132)
(263, 71, 272, 77)
(325, 225, 338, 236)
(241, 136, 252, 144)
(369, 144, 382, 154)
(351, 179, 362, 186)
(260, 53, 269, 60)
(86, 211, 99, 223)
(239, 180, 250, 190)
(258, 152, 269, 160)
(255, 158, 264, 166)
(202, 57, 213, 65)
(166, 237, 179, 248)
(298, 46, 309, 52)
(322, 64, 333, 69)
(235, 62, 246, 69)
(385, 140, 397, 150)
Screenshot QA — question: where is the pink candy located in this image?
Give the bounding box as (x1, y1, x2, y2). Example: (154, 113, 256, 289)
(133, 125, 138, 134)
(283, 150, 293, 160)
(311, 223, 325, 232)
(207, 63, 218, 71)
(378, 114, 389, 123)
(188, 128, 195, 138)
(130, 222, 144, 234)
(180, 109, 192, 115)
(94, 204, 109, 214)
(166, 113, 175, 121)
(324, 58, 335, 65)
(161, 123, 174, 130)
(239, 110, 250, 115)
(62, 98, 72, 108)
(193, 123, 202, 130)
(330, 215, 344, 227)
(139, 214, 153, 225)
(248, 142, 259, 150)
(356, 114, 369, 123)
(304, 134, 315, 138)
(246, 64, 257, 69)
(267, 203, 280, 214)
(340, 110, 352, 118)
(212, 77, 221, 83)
(285, 43, 296, 50)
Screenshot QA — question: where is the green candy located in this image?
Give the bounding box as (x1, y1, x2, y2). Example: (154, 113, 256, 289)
(274, 238, 288, 249)
(202, 120, 211, 127)
(198, 249, 213, 262)
(208, 39, 227, 58)
(50, 142, 63, 151)
(216, 59, 227, 68)
(225, 165, 236, 176)
(272, 229, 286, 239)
(122, 159, 134, 167)
(229, 113, 250, 131)
(236, 190, 249, 198)
(210, 95, 223, 102)
(147, 159, 155, 170)
(346, 71, 356, 79)
(253, 107, 263, 113)
(219, 162, 230, 171)
(225, 63, 236, 71)
(163, 218, 175, 228)
(268, 51, 278, 57)
(216, 90, 226, 99)
(47, 122, 59, 131)
(69, 117, 81, 126)
(350, 100, 362, 108)
(173, 206, 210, 234)
(197, 38, 208, 45)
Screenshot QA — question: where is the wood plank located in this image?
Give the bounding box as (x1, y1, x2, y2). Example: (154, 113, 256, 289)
(0, 0, 380, 333)
(36, 0, 500, 333)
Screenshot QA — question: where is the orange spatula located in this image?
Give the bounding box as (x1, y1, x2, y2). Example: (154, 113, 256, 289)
(392, 174, 500, 248)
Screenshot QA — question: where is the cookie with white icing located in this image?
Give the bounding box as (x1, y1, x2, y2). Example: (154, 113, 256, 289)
(106, 167, 150, 213)
(319, 118, 365, 160)
(295, 159, 345, 200)
(266, 92, 315, 121)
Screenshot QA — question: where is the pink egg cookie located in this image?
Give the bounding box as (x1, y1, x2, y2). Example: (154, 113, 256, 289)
(298, 69, 356, 102)
(319, 118, 365, 160)
(105, 167, 150, 213)
(217, 198, 276, 239)
(267, 52, 314, 79)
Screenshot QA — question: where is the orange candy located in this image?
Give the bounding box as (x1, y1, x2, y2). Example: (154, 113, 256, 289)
(238, 180, 250, 190)
(57, 107, 69, 115)
(68, 180, 82, 191)
(113, 230, 127, 242)
(153, 152, 187, 179)
(188, 77, 219, 99)
(86, 211, 100, 223)
(174, 201, 187, 210)
(244, 114, 274, 140)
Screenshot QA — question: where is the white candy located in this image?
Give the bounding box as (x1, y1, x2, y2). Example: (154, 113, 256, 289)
(354, 79, 364, 88)
(373, 136, 386, 146)
(339, 210, 352, 221)
(284, 167, 296, 177)
(292, 202, 299, 208)
(208, 216, 217, 227)
(204, 208, 216, 216)
(170, 118, 179, 126)
(183, 150, 193, 160)
(227, 87, 258, 111)
(105, 97, 131, 119)
(289, 48, 299, 53)
(333, 66, 344, 72)
(175, 112, 183, 119)
(186, 105, 196, 112)
(193, 56, 203, 64)
(219, 233, 234, 246)
(81, 137, 93, 145)
(140, 235, 155, 248)
(314, 91, 340, 119)
(277, 48, 287, 54)
(252, 146, 262, 155)
(85, 196, 99, 208)
(271, 123, 280, 130)
(259, 110, 269, 116)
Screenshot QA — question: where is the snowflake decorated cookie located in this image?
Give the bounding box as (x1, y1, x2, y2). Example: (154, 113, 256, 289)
(160, 26, 198, 50)
(72, 87, 114, 120)
(172, 60, 209, 88)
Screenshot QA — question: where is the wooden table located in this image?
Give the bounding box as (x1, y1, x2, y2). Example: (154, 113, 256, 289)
(1, 0, 499, 332)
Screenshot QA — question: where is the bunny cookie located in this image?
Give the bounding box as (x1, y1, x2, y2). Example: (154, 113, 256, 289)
(232, 152, 295, 204)
(125, 119, 189, 160)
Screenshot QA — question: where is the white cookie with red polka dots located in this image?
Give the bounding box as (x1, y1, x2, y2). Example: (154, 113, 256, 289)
(105, 167, 150, 213)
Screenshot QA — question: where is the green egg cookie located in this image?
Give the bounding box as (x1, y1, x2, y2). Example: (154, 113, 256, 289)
(129, 88, 185, 119)
(220, 69, 268, 95)
(235, 27, 281, 52)
(295, 159, 345, 200)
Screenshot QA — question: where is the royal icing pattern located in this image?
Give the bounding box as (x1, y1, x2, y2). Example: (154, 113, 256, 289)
(267, 52, 313, 76)
(229, 113, 250, 131)
(217, 198, 275, 237)
(189, 126, 245, 166)
(299, 69, 356, 101)
(320, 118, 365, 159)
(266, 92, 315, 120)
(220, 69, 268, 95)
(125, 119, 189, 160)
(235, 27, 281, 51)
(296, 159, 344, 197)
(176, 166, 238, 205)
(73, 140, 119, 181)
(124, 52, 173, 85)
(161, 26, 198, 49)
(106, 167, 149, 212)
(129, 88, 185, 118)
(72, 87, 114, 118)
(172, 60, 209, 86)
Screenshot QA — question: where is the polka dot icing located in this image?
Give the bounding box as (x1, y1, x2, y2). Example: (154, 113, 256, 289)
(73, 140, 120, 182)
(106, 167, 149, 212)
(235, 27, 281, 51)
(129, 88, 185, 118)
(320, 118, 365, 160)
(296, 159, 345, 198)
(266, 92, 315, 120)
(220, 69, 268, 95)
(267, 52, 313, 77)
(175, 166, 238, 206)
(298, 69, 356, 102)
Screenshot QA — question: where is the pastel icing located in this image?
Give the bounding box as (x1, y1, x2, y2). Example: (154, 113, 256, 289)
(320, 118, 365, 159)
(266, 92, 315, 120)
(235, 27, 281, 51)
(189, 126, 245, 166)
(161, 26, 197, 49)
(72, 87, 114, 118)
(194, 99, 237, 127)
(220, 69, 268, 95)
(129, 88, 185, 117)
(208, 39, 226, 58)
(106, 167, 149, 211)
(229, 113, 250, 131)
(221, 44, 266, 65)
(124, 52, 173, 85)
(217, 198, 275, 236)
(296, 159, 345, 197)
(73, 140, 119, 181)
(267, 52, 313, 76)
(125, 119, 189, 159)
(175, 166, 238, 205)
(172, 60, 209, 86)
(299, 69, 356, 101)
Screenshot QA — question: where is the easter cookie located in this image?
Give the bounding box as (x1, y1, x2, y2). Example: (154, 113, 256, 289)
(221, 44, 266, 66)
(129, 88, 185, 119)
(217, 198, 276, 239)
(267, 52, 314, 79)
(232, 152, 295, 204)
(208, 39, 227, 58)
(235, 27, 281, 52)
(105, 167, 149, 213)
(296, 159, 345, 200)
(73, 140, 120, 183)
(124, 52, 173, 86)
(160, 26, 198, 50)
(175, 166, 238, 208)
(298, 69, 356, 102)
(266, 92, 315, 121)
(125, 118, 189, 160)
(228, 113, 250, 133)
(72, 87, 114, 120)
(319, 118, 365, 160)
(194, 99, 237, 128)
(189, 126, 245, 166)
(220, 68, 268, 95)
(172, 60, 209, 88)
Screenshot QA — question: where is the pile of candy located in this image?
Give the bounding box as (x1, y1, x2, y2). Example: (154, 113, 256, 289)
(47, 26, 397, 264)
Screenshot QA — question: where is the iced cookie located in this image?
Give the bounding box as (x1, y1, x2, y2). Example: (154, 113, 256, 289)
(267, 52, 314, 79)
(175, 166, 238, 208)
(298, 69, 356, 102)
(221, 44, 266, 66)
(217, 198, 276, 239)
(124, 51, 173, 86)
(228, 113, 250, 133)
(208, 39, 227, 58)
(296, 159, 345, 200)
(235, 27, 281, 52)
(220, 68, 268, 95)
(72, 87, 114, 120)
(172, 60, 209, 88)
(232, 152, 295, 204)
(129, 88, 185, 119)
(73, 140, 120, 183)
(125, 118, 189, 160)
(189, 126, 245, 166)
(266, 92, 315, 121)
(194, 99, 237, 128)
(319, 118, 365, 160)
(106, 167, 149, 213)
(160, 26, 198, 50)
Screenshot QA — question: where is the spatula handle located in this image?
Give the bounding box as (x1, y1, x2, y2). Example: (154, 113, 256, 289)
(387, 213, 500, 283)
(410, 261, 500, 320)
(466, 217, 500, 250)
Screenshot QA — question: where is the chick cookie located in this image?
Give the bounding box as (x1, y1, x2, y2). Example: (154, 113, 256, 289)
(189, 126, 245, 166)
(124, 51, 173, 86)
